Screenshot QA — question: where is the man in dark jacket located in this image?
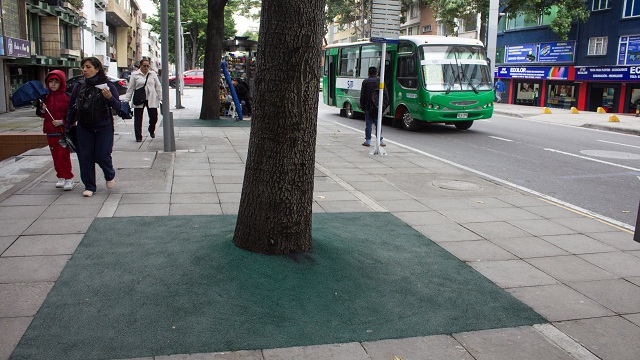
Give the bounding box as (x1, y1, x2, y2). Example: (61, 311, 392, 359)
(359, 66, 387, 147)
(232, 78, 252, 117)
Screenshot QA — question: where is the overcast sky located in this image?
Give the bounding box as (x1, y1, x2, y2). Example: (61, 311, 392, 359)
(137, 0, 259, 34)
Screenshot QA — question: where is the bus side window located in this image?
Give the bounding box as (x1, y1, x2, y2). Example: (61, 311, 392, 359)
(397, 56, 418, 89)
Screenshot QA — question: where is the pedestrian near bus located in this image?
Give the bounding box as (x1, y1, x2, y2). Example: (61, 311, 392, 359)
(37, 70, 74, 191)
(359, 66, 387, 147)
(66, 57, 121, 197)
(494, 79, 505, 103)
(533, 87, 540, 106)
(123, 58, 162, 141)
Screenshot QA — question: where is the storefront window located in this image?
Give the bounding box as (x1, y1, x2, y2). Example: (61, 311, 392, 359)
(515, 82, 536, 105)
(629, 88, 640, 113)
(547, 83, 577, 109)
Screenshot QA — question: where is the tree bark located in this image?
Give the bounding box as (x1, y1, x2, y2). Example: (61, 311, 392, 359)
(233, 0, 326, 254)
(200, 0, 227, 120)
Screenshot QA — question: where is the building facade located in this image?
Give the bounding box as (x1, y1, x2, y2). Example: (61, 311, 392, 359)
(495, 1, 640, 114)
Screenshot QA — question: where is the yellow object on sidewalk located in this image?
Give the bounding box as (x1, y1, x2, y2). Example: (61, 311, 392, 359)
(608, 115, 620, 122)
(570, 107, 579, 114)
(597, 107, 607, 113)
(542, 107, 552, 114)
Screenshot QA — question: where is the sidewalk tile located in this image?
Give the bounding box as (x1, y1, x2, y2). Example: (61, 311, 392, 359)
(213, 175, 244, 184)
(0, 194, 58, 206)
(462, 221, 532, 239)
(0, 236, 17, 254)
(0, 255, 70, 282)
(489, 237, 569, 258)
(578, 252, 640, 278)
(263, 342, 369, 360)
(314, 191, 359, 202)
(453, 326, 574, 360)
(439, 209, 501, 224)
(509, 219, 576, 236)
(0, 317, 32, 360)
(585, 231, 640, 251)
(3, 234, 83, 256)
(114, 204, 170, 217)
(363, 190, 414, 201)
(154, 350, 262, 359)
(552, 217, 621, 233)
(362, 335, 474, 360)
(23, 216, 93, 235)
(120, 193, 171, 204)
(0, 219, 33, 236)
(438, 240, 518, 262)
(0, 205, 47, 219)
(541, 234, 617, 254)
(393, 211, 456, 227)
(508, 284, 615, 321)
(496, 195, 548, 207)
(521, 205, 584, 219)
(40, 203, 103, 218)
(317, 200, 375, 212)
(554, 316, 640, 360)
(172, 193, 220, 204)
(568, 279, 640, 314)
(484, 207, 542, 221)
(412, 223, 483, 242)
(0, 282, 54, 317)
(217, 192, 241, 203)
(526, 255, 616, 282)
(623, 313, 640, 327)
(375, 199, 431, 212)
(470, 260, 558, 288)
(169, 203, 223, 216)
(460, 197, 512, 208)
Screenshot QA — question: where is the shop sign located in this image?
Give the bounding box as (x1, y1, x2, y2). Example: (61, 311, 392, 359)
(0, 37, 4, 56)
(575, 66, 639, 81)
(618, 36, 640, 65)
(496, 66, 568, 80)
(538, 41, 575, 63)
(505, 44, 537, 63)
(5, 37, 30, 58)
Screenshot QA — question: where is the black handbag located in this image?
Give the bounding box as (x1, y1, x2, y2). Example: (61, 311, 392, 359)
(132, 74, 149, 106)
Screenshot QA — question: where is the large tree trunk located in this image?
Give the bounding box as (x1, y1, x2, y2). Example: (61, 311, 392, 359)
(233, 0, 326, 254)
(200, 0, 227, 120)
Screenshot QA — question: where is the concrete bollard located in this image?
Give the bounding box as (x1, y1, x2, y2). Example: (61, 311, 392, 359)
(608, 115, 620, 122)
(570, 107, 579, 114)
(597, 107, 607, 113)
(542, 107, 552, 114)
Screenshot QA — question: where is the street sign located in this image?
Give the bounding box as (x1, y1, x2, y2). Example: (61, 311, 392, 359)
(370, 0, 401, 42)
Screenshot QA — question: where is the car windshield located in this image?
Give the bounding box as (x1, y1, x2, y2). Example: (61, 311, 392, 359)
(420, 45, 492, 92)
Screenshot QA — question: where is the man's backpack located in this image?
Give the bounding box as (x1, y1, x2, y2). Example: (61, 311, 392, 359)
(369, 88, 390, 114)
(75, 80, 108, 126)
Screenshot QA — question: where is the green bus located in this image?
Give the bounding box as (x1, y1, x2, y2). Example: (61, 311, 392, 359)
(322, 35, 494, 131)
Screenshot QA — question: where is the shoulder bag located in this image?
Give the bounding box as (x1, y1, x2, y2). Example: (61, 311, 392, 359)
(132, 74, 149, 106)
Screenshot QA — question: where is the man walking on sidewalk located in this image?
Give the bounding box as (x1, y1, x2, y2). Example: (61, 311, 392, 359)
(360, 66, 388, 147)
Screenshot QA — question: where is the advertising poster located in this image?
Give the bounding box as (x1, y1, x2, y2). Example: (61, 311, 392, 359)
(505, 44, 537, 63)
(538, 41, 575, 62)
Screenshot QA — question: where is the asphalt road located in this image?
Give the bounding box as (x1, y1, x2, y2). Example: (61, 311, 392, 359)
(320, 104, 640, 228)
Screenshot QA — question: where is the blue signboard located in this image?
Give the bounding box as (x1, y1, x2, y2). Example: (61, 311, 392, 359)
(5, 37, 30, 58)
(575, 66, 640, 81)
(538, 41, 575, 63)
(0, 37, 4, 56)
(505, 44, 537, 63)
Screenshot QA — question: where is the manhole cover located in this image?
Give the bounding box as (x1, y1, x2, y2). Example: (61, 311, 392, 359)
(432, 180, 484, 191)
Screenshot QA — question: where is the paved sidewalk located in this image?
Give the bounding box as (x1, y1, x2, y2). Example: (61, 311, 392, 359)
(1, 91, 640, 359)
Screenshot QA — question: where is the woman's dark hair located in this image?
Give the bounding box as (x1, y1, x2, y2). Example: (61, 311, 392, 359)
(81, 57, 108, 82)
(139, 58, 150, 67)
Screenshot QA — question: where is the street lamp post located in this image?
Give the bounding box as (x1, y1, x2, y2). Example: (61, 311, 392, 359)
(174, 0, 185, 109)
(486, 0, 499, 74)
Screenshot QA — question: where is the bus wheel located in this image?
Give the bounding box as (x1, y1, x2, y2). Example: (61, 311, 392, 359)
(454, 121, 474, 130)
(345, 103, 356, 119)
(401, 109, 420, 131)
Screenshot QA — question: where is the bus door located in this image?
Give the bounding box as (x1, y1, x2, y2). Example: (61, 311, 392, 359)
(323, 52, 337, 106)
(396, 53, 420, 118)
(383, 53, 393, 115)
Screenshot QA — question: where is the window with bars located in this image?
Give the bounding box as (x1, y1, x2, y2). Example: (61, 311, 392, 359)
(410, 4, 418, 19)
(422, 24, 432, 33)
(592, 0, 611, 10)
(588, 37, 608, 55)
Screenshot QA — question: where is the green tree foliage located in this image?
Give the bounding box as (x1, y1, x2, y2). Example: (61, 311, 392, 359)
(147, 0, 238, 69)
(415, 0, 588, 40)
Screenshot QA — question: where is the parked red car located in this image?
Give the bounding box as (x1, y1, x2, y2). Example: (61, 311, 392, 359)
(169, 69, 204, 88)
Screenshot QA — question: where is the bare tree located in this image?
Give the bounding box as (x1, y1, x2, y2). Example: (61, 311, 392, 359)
(233, 0, 326, 254)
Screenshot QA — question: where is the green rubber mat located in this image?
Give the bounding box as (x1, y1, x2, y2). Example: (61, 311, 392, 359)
(11, 213, 545, 360)
(174, 118, 251, 127)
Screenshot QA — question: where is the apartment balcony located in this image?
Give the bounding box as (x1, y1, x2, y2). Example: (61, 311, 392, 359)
(92, 20, 107, 41)
(106, 0, 132, 27)
(95, 54, 109, 66)
(61, 47, 81, 58)
(95, 0, 106, 11)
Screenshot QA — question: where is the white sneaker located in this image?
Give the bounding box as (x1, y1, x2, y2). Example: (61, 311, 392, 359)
(82, 190, 93, 197)
(63, 179, 74, 191)
(56, 178, 65, 188)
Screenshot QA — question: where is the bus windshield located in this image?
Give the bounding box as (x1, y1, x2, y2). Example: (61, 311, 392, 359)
(420, 45, 492, 92)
